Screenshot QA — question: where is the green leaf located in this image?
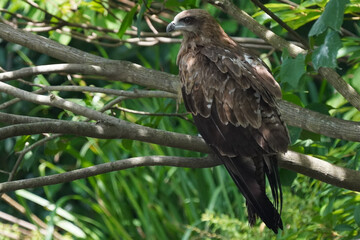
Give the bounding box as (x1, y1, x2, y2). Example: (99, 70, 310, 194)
(355, 205, 360, 227)
(309, 0, 349, 36)
(312, 30, 342, 70)
(288, 126, 302, 144)
(320, 199, 334, 217)
(136, 2, 147, 38)
(165, 0, 198, 8)
(334, 224, 354, 232)
(122, 139, 133, 151)
(221, 20, 238, 34)
(282, 92, 304, 107)
(118, 5, 137, 38)
(351, 67, 360, 92)
(306, 103, 332, 115)
(50, 29, 72, 45)
(279, 168, 297, 187)
(280, 53, 306, 88)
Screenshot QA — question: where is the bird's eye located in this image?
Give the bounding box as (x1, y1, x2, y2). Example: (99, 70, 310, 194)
(182, 17, 194, 24)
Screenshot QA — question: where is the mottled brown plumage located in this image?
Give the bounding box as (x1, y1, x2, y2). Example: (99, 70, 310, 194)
(167, 9, 289, 233)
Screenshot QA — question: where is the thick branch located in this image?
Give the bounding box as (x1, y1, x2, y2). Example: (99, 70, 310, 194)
(278, 100, 360, 142)
(0, 22, 179, 93)
(1, 112, 359, 193)
(278, 151, 360, 192)
(0, 118, 209, 154)
(0, 65, 176, 98)
(0, 83, 209, 153)
(318, 67, 360, 111)
(1, 151, 359, 193)
(0, 156, 216, 193)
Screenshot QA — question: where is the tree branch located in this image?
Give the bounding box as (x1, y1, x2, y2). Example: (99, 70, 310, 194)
(0, 63, 105, 81)
(1, 17, 360, 192)
(2, 77, 359, 142)
(278, 151, 360, 192)
(0, 119, 209, 154)
(1, 151, 359, 193)
(0, 109, 209, 154)
(0, 65, 177, 98)
(0, 22, 179, 93)
(1, 112, 359, 193)
(278, 100, 360, 142)
(206, 0, 360, 111)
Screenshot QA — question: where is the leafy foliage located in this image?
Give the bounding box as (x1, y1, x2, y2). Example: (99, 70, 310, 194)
(0, 0, 360, 239)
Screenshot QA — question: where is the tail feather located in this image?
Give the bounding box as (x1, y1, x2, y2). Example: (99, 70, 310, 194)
(264, 155, 283, 216)
(220, 154, 283, 234)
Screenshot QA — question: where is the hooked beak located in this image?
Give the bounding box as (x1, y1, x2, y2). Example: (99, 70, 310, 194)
(166, 22, 176, 33)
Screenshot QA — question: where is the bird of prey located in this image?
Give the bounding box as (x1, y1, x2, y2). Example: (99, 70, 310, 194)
(166, 9, 290, 233)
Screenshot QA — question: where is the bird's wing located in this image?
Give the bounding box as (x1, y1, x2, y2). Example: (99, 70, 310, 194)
(179, 45, 289, 155)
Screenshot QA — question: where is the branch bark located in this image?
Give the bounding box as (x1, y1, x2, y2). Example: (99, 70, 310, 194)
(278, 151, 360, 192)
(0, 115, 208, 154)
(1, 151, 359, 193)
(0, 22, 179, 93)
(278, 100, 360, 142)
(1, 112, 359, 193)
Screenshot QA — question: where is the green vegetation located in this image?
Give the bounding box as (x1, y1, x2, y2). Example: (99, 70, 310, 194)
(0, 0, 359, 239)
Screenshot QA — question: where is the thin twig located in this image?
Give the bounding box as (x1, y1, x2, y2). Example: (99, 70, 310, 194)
(0, 89, 47, 110)
(6, 134, 60, 188)
(115, 106, 190, 120)
(145, 15, 159, 34)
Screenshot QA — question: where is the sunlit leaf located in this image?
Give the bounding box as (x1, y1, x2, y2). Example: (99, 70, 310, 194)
(282, 92, 304, 107)
(280, 53, 306, 88)
(308, 0, 349, 36)
(50, 29, 72, 45)
(312, 30, 342, 70)
(355, 205, 360, 227)
(136, 2, 147, 38)
(118, 5, 137, 38)
(320, 199, 334, 216)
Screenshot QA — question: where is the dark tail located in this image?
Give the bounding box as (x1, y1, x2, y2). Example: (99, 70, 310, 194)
(220, 154, 283, 234)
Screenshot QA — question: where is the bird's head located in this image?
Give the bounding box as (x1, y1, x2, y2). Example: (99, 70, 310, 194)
(166, 9, 208, 34)
(166, 9, 235, 46)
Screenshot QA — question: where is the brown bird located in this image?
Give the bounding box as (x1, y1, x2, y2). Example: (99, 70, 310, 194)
(166, 9, 290, 233)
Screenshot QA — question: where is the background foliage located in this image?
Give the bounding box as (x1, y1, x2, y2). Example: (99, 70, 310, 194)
(0, 0, 360, 239)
